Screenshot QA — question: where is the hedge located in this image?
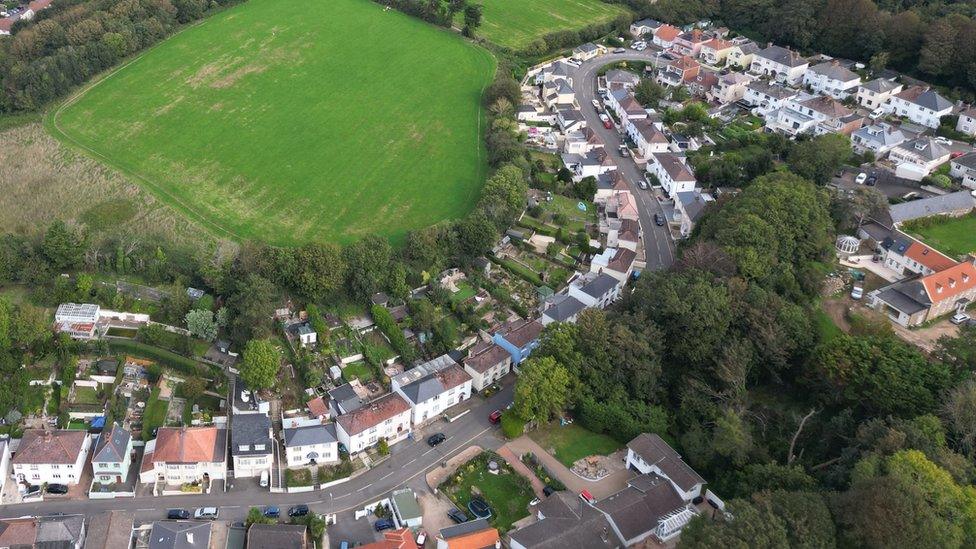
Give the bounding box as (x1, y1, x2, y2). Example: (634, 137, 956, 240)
(107, 339, 204, 376)
(370, 305, 414, 362)
(501, 411, 526, 439)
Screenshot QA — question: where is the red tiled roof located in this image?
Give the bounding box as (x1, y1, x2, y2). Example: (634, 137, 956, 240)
(464, 344, 509, 374)
(922, 261, 976, 303)
(904, 242, 957, 273)
(307, 396, 328, 418)
(13, 429, 88, 464)
(335, 393, 410, 436)
(443, 525, 500, 549)
(608, 248, 637, 273)
(0, 519, 36, 547)
(435, 364, 473, 391)
(152, 426, 222, 463)
(27, 0, 52, 12)
(502, 320, 543, 348)
(654, 24, 680, 42)
(701, 37, 732, 51)
(357, 528, 417, 549)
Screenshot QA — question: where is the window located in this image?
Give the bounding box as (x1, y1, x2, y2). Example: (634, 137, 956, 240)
(254, 444, 266, 451)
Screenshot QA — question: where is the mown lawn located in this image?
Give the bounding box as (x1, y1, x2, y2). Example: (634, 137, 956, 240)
(342, 361, 374, 383)
(52, 0, 495, 246)
(464, 0, 628, 50)
(443, 452, 533, 534)
(905, 213, 976, 259)
(530, 423, 623, 468)
(142, 387, 169, 441)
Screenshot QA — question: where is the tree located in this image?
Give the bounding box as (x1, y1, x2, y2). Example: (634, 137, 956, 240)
(181, 377, 206, 401)
(786, 134, 851, 185)
(634, 78, 666, 107)
(240, 339, 280, 390)
(678, 498, 790, 548)
(0, 298, 11, 352)
(513, 356, 571, 424)
(343, 235, 392, 301)
(246, 507, 274, 527)
(11, 304, 51, 351)
(919, 18, 957, 76)
(226, 274, 277, 344)
(457, 212, 496, 260)
(943, 379, 976, 457)
(376, 437, 389, 455)
(185, 309, 218, 341)
(572, 176, 597, 200)
(462, 3, 482, 34)
(476, 165, 527, 231)
(41, 221, 84, 271)
(290, 243, 346, 302)
(727, 463, 817, 498)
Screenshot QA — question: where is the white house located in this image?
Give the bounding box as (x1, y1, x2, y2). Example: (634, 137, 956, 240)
(630, 18, 661, 38)
(880, 233, 957, 277)
(462, 344, 512, 392)
(295, 324, 316, 348)
(335, 392, 412, 454)
(282, 423, 339, 468)
(742, 80, 798, 118)
(652, 24, 681, 49)
(231, 413, 273, 479)
(624, 433, 706, 502)
(856, 78, 902, 111)
(555, 107, 586, 134)
(590, 247, 637, 283)
(626, 118, 669, 159)
(956, 106, 976, 137)
(91, 424, 133, 486)
(648, 153, 696, 199)
(54, 303, 100, 340)
(950, 152, 976, 189)
(13, 429, 91, 486)
(572, 42, 604, 61)
(567, 272, 621, 309)
(803, 61, 861, 99)
(726, 39, 759, 69)
(561, 149, 616, 181)
(139, 426, 227, 486)
(540, 294, 587, 326)
(889, 137, 952, 179)
(749, 44, 809, 84)
(0, 441, 9, 500)
(392, 357, 472, 425)
(851, 124, 906, 156)
(675, 190, 714, 238)
(707, 72, 753, 105)
(765, 94, 853, 137)
(884, 85, 953, 128)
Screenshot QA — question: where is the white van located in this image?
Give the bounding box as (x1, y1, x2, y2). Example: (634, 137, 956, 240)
(260, 469, 269, 488)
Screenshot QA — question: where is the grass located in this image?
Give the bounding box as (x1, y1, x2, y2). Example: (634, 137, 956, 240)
(51, 0, 495, 246)
(463, 0, 628, 50)
(142, 387, 169, 440)
(545, 195, 597, 233)
(530, 423, 623, 468)
(106, 327, 138, 338)
(450, 281, 478, 304)
(73, 386, 102, 405)
(814, 307, 843, 343)
(443, 452, 533, 534)
(904, 213, 976, 259)
(342, 361, 374, 383)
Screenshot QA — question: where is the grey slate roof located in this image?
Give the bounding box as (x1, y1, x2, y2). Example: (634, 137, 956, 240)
(147, 521, 211, 549)
(508, 491, 615, 549)
(876, 283, 929, 315)
(439, 518, 493, 540)
(36, 515, 85, 549)
(852, 124, 905, 148)
(952, 151, 976, 170)
(283, 423, 336, 448)
(595, 474, 687, 543)
(677, 190, 711, 222)
(579, 273, 619, 299)
(889, 190, 976, 225)
(231, 413, 271, 457)
(246, 524, 307, 549)
(627, 433, 705, 492)
(83, 511, 134, 549)
(895, 137, 951, 162)
(746, 80, 795, 99)
(756, 45, 807, 67)
(543, 294, 586, 323)
(328, 383, 365, 414)
(861, 77, 900, 94)
(902, 87, 953, 111)
(808, 61, 859, 82)
(398, 363, 470, 405)
(92, 424, 130, 464)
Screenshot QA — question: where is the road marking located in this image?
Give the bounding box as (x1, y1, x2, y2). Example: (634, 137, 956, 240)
(309, 500, 323, 504)
(334, 493, 349, 499)
(357, 486, 369, 492)
(378, 472, 393, 481)
(422, 449, 435, 456)
(405, 458, 415, 466)
(224, 505, 240, 509)
(137, 508, 154, 512)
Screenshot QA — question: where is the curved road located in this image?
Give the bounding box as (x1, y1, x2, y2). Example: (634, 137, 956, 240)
(572, 52, 676, 270)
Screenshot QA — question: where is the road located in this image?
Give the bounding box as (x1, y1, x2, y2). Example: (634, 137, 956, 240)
(0, 385, 514, 524)
(571, 52, 676, 271)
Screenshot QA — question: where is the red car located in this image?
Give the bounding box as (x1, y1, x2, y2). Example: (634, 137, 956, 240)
(489, 410, 503, 424)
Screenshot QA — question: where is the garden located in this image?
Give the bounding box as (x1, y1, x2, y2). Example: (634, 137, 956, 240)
(440, 451, 534, 533)
(903, 212, 976, 259)
(530, 423, 623, 468)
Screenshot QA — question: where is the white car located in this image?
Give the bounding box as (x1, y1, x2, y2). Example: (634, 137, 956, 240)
(194, 507, 219, 520)
(260, 469, 269, 488)
(240, 390, 250, 403)
(951, 313, 971, 325)
(855, 172, 867, 185)
(851, 285, 864, 300)
(591, 99, 601, 110)
(870, 108, 885, 118)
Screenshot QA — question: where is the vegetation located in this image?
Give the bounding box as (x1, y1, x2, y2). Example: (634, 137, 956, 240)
(464, 0, 629, 50)
(285, 468, 314, 488)
(530, 423, 623, 468)
(903, 212, 976, 258)
(240, 339, 280, 390)
(142, 387, 168, 441)
(441, 451, 534, 533)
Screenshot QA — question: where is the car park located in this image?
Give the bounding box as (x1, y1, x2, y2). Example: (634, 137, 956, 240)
(447, 508, 469, 523)
(374, 518, 395, 531)
(427, 433, 446, 446)
(167, 509, 191, 520)
(193, 507, 219, 520)
(288, 505, 309, 517)
(45, 484, 68, 495)
(263, 506, 280, 518)
(951, 313, 971, 325)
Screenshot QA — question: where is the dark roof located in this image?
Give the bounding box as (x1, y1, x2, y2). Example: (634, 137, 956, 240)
(464, 344, 510, 374)
(439, 518, 492, 539)
(580, 273, 619, 299)
(756, 45, 807, 67)
(861, 78, 900, 94)
(953, 152, 976, 171)
(895, 86, 953, 111)
(543, 295, 587, 323)
(595, 474, 687, 542)
(328, 383, 365, 414)
(626, 433, 705, 492)
(508, 492, 615, 549)
(231, 413, 272, 457)
(889, 190, 975, 224)
(36, 515, 85, 549)
(875, 283, 929, 315)
(283, 423, 336, 448)
(500, 320, 543, 348)
(246, 524, 307, 549)
(83, 511, 134, 549)
(147, 521, 211, 549)
(92, 424, 130, 464)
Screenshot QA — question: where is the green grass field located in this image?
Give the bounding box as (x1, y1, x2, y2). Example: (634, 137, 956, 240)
(51, 0, 495, 246)
(905, 213, 976, 259)
(531, 423, 623, 467)
(469, 0, 628, 50)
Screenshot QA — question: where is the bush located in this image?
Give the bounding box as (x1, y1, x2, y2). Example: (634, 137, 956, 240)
(318, 459, 354, 483)
(376, 438, 390, 456)
(371, 305, 414, 362)
(501, 411, 526, 439)
(285, 468, 314, 487)
(107, 339, 203, 376)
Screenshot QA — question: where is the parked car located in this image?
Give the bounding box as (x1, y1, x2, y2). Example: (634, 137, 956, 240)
(427, 433, 446, 446)
(579, 490, 597, 504)
(613, 47, 626, 53)
(374, 519, 396, 532)
(288, 505, 309, 518)
(45, 484, 68, 495)
(260, 469, 269, 488)
(591, 99, 601, 110)
(870, 107, 885, 118)
(447, 508, 469, 523)
(263, 506, 280, 519)
(543, 485, 557, 497)
(193, 507, 219, 520)
(951, 313, 972, 325)
(167, 509, 191, 520)
(638, 179, 649, 190)
(855, 172, 867, 185)
(654, 213, 665, 226)
(619, 146, 630, 157)
(489, 409, 503, 424)
(240, 390, 250, 403)
(902, 191, 920, 200)
(851, 285, 864, 300)
(416, 531, 427, 546)
(865, 175, 877, 186)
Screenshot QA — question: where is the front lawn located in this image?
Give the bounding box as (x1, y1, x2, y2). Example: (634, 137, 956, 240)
(904, 213, 976, 259)
(530, 423, 623, 468)
(441, 452, 533, 534)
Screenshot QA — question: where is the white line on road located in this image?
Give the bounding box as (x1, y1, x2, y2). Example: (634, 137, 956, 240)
(378, 472, 393, 481)
(334, 494, 349, 499)
(405, 458, 415, 466)
(136, 508, 154, 512)
(309, 500, 323, 504)
(223, 506, 240, 509)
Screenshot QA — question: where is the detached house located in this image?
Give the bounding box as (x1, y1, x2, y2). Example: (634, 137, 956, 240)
(857, 78, 903, 111)
(91, 424, 133, 486)
(392, 358, 473, 425)
(463, 343, 512, 392)
(671, 30, 707, 57)
(888, 137, 952, 179)
(231, 413, 273, 479)
(13, 429, 91, 486)
(567, 272, 622, 309)
(630, 18, 661, 38)
(869, 260, 976, 327)
(335, 392, 411, 454)
(726, 39, 759, 69)
(572, 42, 604, 61)
(698, 37, 733, 65)
(648, 152, 696, 199)
(884, 85, 953, 128)
(750, 44, 808, 84)
(590, 247, 637, 283)
(766, 94, 853, 136)
(652, 24, 681, 49)
(139, 426, 227, 487)
(803, 60, 861, 99)
(625, 434, 706, 501)
(956, 106, 976, 136)
(283, 423, 339, 468)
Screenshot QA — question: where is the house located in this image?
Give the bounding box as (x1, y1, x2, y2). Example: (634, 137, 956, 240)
(648, 153, 696, 199)
(749, 44, 808, 84)
(392, 360, 472, 425)
(687, 71, 718, 99)
(0, 515, 86, 549)
(743, 80, 798, 118)
(956, 106, 976, 136)
(294, 323, 316, 348)
(625, 434, 706, 500)
(803, 60, 861, 99)
(675, 190, 714, 237)
(391, 488, 424, 529)
(247, 524, 308, 549)
(857, 78, 903, 111)
(560, 149, 615, 182)
(671, 30, 707, 57)
(888, 190, 976, 226)
(652, 24, 681, 49)
(707, 72, 753, 105)
(231, 413, 272, 479)
(626, 118, 669, 159)
(568, 272, 622, 309)
(555, 107, 586, 133)
(851, 124, 906, 156)
(563, 127, 603, 155)
(949, 152, 976, 189)
(888, 137, 952, 179)
(630, 18, 661, 38)
(91, 423, 133, 486)
(880, 233, 957, 277)
(492, 319, 544, 366)
(606, 190, 639, 221)
(145, 521, 211, 549)
(306, 396, 329, 420)
(437, 519, 500, 549)
(13, 429, 91, 485)
(84, 511, 134, 549)
(605, 69, 640, 90)
(884, 85, 953, 128)
(766, 94, 853, 136)
(283, 423, 339, 468)
(139, 426, 227, 486)
(590, 247, 637, 283)
(572, 42, 604, 61)
(611, 91, 648, 126)
(508, 491, 616, 549)
(54, 303, 100, 340)
(335, 392, 412, 454)
(595, 171, 629, 203)
(657, 55, 700, 87)
(543, 79, 575, 109)
(462, 343, 512, 392)
(540, 294, 588, 326)
(868, 260, 976, 327)
(609, 217, 642, 251)
(698, 37, 734, 65)
(328, 382, 368, 416)
(535, 60, 574, 86)
(358, 528, 418, 549)
(726, 39, 759, 69)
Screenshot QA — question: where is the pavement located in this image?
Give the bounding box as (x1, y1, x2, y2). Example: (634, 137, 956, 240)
(570, 51, 676, 271)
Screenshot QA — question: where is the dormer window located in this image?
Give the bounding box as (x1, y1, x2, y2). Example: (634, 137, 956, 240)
(964, 274, 971, 283)
(936, 284, 944, 294)
(949, 279, 957, 288)
(915, 142, 926, 151)
(238, 445, 250, 451)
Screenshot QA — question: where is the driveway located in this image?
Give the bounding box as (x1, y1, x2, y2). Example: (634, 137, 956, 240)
(570, 52, 676, 271)
(505, 436, 633, 499)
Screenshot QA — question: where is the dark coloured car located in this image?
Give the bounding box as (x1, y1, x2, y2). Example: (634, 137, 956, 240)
(468, 498, 492, 519)
(167, 509, 191, 520)
(865, 175, 877, 186)
(447, 508, 469, 523)
(374, 518, 396, 531)
(263, 506, 280, 518)
(543, 485, 557, 497)
(427, 433, 446, 446)
(654, 213, 665, 226)
(288, 505, 309, 518)
(45, 484, 68, 495)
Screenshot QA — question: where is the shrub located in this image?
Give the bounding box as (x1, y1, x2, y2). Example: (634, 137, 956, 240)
(501, 411, 525, 439)
(376, 438, 390, 456)
(318, 459, 355, 483)
(285, 468, 314, 487)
